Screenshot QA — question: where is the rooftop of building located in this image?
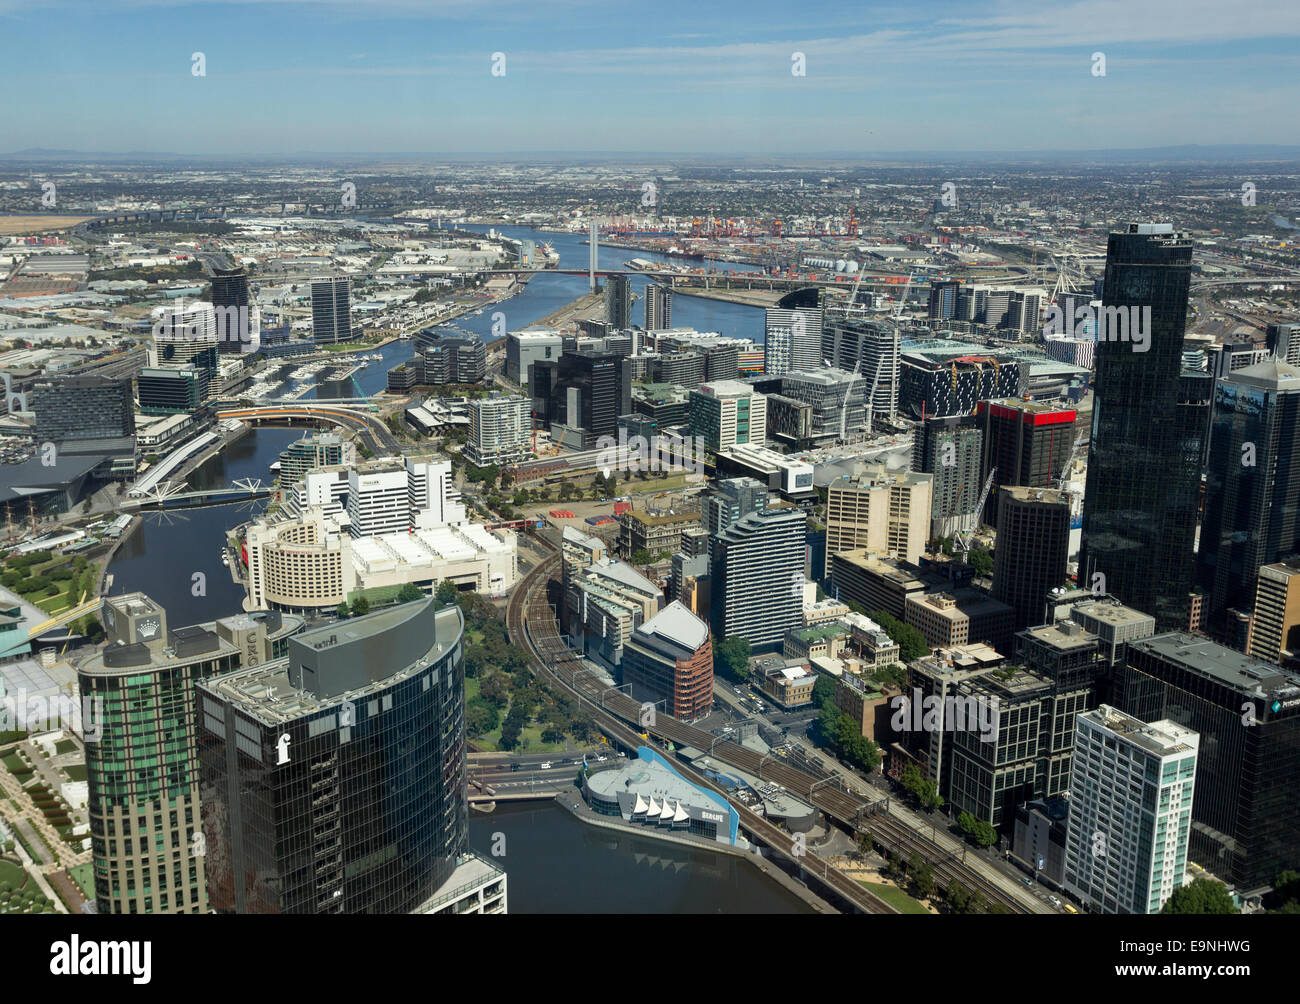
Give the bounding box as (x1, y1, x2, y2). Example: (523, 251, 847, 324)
(1019, 619, 1099, 651)
(1081, 704, 1200, 757)
(1131, 632, 1300, 699)
(1069, 596, 1156, 629)
(789, 622, 848, 644)
(635, 600, 708, 651)
(912, 642, 1005, 675)
(828, 465, 933, 490)
(200, 601, 461, 725)
(620, 507, 700, 527)
(585, 747, 733, 817)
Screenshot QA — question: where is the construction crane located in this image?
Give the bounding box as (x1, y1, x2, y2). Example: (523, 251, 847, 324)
(1052, 430, 1083, 489)
(956, 467, 996, 561)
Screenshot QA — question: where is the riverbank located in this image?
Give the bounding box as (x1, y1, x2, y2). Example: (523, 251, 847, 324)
(555, 793, 838, 914)
(671, 285, 790, 309)
(530, 288, 606, 329)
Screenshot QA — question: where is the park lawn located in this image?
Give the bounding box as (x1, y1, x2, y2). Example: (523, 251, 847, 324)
(67, 862, 94, 898)
(33, 588, 76, 616)
(54, 740, 76, 756)
(2, 753, 25, 773)
(858, 880, 930, 914)
(62, 764, 87, 782)
(0, 858, 29, 890)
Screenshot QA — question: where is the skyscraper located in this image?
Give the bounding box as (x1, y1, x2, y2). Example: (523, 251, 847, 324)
(821, 315, 899, 424)
(913, 415, 983, 540)
(975, 399, 1077, 525)
(1248, 559, 1300, 666)
(1196, 359, 1300, 633)
(645, 282, 672, 329)
(710, 506, 806, 651)
(466, 395, 531, 466)
(311, 275, 353, 345)
(1267, 323, 1300, 367)
(210, 266, 254, 354)
(78, 594, 305, 914)
(197, 600, 502, 913)
(1079, 224, 1211, 631)
(605, 273, 632, 329)
(532, 350, 632, 449)
(992, 486, 1071, 631)
(1064, 705, 1198, 915)
(764, 307, 823, 376)
(1116, 632, 1300, 889)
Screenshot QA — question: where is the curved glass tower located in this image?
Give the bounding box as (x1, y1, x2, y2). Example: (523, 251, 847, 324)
(197, 599, 466, 913)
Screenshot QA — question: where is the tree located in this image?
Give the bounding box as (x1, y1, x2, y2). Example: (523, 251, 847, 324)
(944, 881, 972, 914)
(966, 546, 994, 577)
(336, 602, 350, 620)
(398, 583, 423, 604)
(714, 637, 751, 683)
(479, 674, 510, 709)
(1161, 877, 1239, 915)
(910, 856, 935, 901)
(465, 699, 500, 737)
(541, 726, 564, 745)
(350, 596, 370, 617)
(498, 719, 521, 751)
(630, 548, 653, 567)
(435, 579, 459, 606)
(869, 609, 930, 662)
(901, 764, 944, 812)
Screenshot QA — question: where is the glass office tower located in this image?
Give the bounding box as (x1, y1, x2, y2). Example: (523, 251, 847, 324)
(197, 599, 468, 913)
(1079, 224, 1211, 631)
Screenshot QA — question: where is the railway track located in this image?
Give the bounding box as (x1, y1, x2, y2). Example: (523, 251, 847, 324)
(504, 532, 1030, 914)
(504, 543, 896, 914)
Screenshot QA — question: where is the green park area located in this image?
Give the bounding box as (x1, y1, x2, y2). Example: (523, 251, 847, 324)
(0, 552, 102, 637)
(858, 880, 929, 915)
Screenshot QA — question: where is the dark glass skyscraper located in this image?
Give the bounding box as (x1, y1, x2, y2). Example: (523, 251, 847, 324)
(311, 275, 352, 345)
(197, 599, 468, 914)
(1196, 359, 1300, 633)
(210, 266, 251, 353)
(1079, 224, 1211, 631)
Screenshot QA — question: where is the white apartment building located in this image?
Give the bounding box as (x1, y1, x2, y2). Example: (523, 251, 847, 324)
(466, 395, 531, 466)
(1064, 705, 1199, 915)
(688, 380, 767, 452)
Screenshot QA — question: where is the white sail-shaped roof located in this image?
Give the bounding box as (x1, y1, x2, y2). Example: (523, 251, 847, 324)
(647, 796, 660, 816)
(633, 793, 648, 815)
(673, 801, 689, 823)
(659, 800, 674, 821)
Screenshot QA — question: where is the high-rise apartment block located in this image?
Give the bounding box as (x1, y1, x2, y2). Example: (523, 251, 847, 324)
(1064, 705, 1198, 915)
(688, 380, 767, 452)
(311, 276, 353, 345)
(79, 594, 305, 914)
(710, 506, 806, 651)
(645, 282, 672, 330)
(466, 395, 531, 466)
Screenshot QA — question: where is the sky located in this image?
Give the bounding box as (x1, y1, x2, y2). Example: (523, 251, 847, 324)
(2, 0, 1298, 157)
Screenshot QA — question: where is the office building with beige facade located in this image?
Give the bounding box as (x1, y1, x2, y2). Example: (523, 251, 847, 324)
(824, 465, 933, 576)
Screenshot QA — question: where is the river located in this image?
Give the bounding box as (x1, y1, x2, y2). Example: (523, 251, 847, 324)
(468, 801, 812, 914)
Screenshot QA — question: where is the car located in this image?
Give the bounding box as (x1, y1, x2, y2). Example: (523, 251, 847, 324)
(509, 763, 520, 772)
(1048, 895, 1061, 907)
(540, 761, 552, 769)
(595, 755, 607, 762)
(1063, 904, 1078, 915)
(617, 751, 627, 758)
(1021, 877, 1034, 887)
